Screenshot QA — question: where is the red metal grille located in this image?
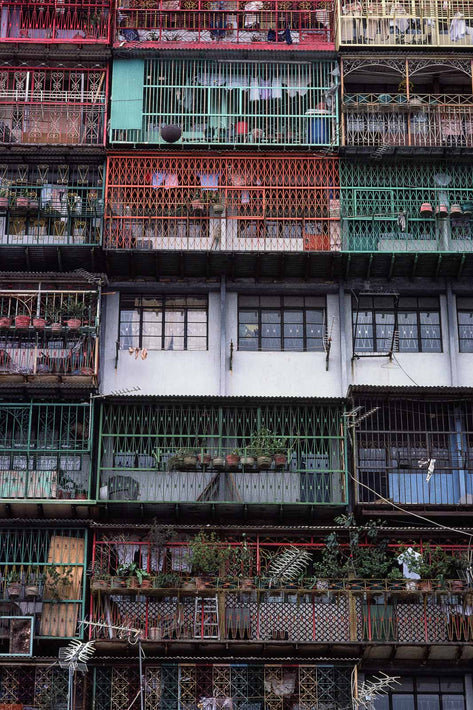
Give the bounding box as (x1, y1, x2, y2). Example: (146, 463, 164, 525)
(0, 0, 111, 43)
(0, 67, 107, 146)
(104, 154, 340, 252)
(115, 0, 334, 50)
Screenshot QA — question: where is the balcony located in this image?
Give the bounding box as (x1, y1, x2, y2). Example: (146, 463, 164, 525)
(89, 583, 473, 657)
(0, 278, 100, 386)
(337, 0, 473, 48)
(343, 94, 473, 149)
(0, 528, 86, 641)
(353, 396, 473, 509)
(104, 154, 340, 253)
(110, 58, 338, 147)
(0, 67, 107, 147)
(94, 664, 352, 710)
(0, 0, 111, 44)
(0, 162, 103, 247)
(340, 160, 473, 252)
(115, 0, 334, 50)
(97, 400, 347, 514)
(0, 402, 92, 510)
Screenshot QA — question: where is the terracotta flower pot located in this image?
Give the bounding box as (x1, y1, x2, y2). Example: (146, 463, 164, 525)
(257, 455, 272, 470)
(240, 456, 255, 467)
(226, 453, 240, 469)
(67, 318, 81, 329)
(183, 454, 197, 469)
(198, 453, 211, 465)
(140, 579, 152, 589)
(25, 585, 40, 598)
(0, 317, 12, 327)
(14, 315, 30, 328)
(436, 204, 448, 218)
(273, 453, 287, 468)
(420, 202, 433, 216)
(212, 456, 225, 470)
(7, 583, 21, 598)
(51, 322, 62, 331)
(0, 197, 9, 209)
(33, 317, 46, 329)
(16, 196, 29, 209)
(450, 204, 463, 216)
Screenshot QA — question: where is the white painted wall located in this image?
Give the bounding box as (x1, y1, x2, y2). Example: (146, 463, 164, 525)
(100, 292, 221, 396)
(100, 289, 473, 396)
(347, 294, 454, 388)
(226, 293, 343, 397)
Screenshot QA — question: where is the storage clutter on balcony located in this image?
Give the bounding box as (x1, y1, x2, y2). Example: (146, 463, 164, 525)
(0, 66, 107, 146)
(115, 0, 335, 50)
(0, 162, 104, 246)
(110, 59, 339, 147)
(104, 153, 340, 252)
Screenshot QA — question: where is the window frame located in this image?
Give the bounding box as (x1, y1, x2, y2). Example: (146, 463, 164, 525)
(456, 296, 473, 353)
(237, 295, 326, 352)
(372, 675, 465, 710)
(119, 294, 209, 352)
(352, 295, 442, 355)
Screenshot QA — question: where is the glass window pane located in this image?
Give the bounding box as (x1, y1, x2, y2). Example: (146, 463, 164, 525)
(397, 679, 414, 692)
(284, 324, 303, 338)
(262, 338, 281, 351)
(164, 335, 184, 350)
(261, 324, 281, 339)
(418, 679, 440, 692)
(284, 296, 304, 307)
(442, 696, 465, 710)
(261, 311, 281, 324)
(142, 335, 162, 350)
(165, 322, 184, 337)
(284, 339, 304, 351)
(373, 697, 389, 710)
(185, 296, 207, 307)
(392, 695, 415, 710)
(239, 338, 258, 351)
(307, 324, 324, 339)
(240, 310, 258, 324)
(187, 310, 207, 323)
(306, 310, 324, 324)
(187, 337, 206, 351)
(441, 680, 464, 693)
(417, 695, 440, 710)
(187, 322, 206, 338)
(420, 311, 440, 325)
(307, 338, 324, 352)
(239, 296, 259, 307)
(260, 296, 281, 307)
(284, 311, 304, 324)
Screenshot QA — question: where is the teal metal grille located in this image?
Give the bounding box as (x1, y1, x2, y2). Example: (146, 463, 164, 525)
(340, 161, 473, 252)
(0, 402, 92, 500)
(110, 59, 339, 147)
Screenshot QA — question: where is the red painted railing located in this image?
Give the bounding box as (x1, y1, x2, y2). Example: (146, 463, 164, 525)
(0, 0, 111, 43)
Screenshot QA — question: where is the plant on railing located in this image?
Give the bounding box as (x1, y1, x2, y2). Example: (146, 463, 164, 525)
(396, 544, 461, 590)
(116, 562, 150, 588)
(189, 531, 231, 582)
(153, 572, 181, 589)
(248, 427, 288, 469)
(44, 565, 74, 599)
(167, 448, 198, 471)
(230, 535, 255, 589)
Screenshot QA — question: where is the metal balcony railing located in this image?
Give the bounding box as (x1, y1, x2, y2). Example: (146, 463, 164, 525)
(0, 0, 111, 43)
(99, 449, 347, 505)
(104, 154, 340, 252)
(110, 59, 338, 147)
(337, 0, 473, 47)
(343, 94, 473, 148)
(89, 585, 473, 644)
(115, 0, 334, 49)
(0, 67, 107, 146)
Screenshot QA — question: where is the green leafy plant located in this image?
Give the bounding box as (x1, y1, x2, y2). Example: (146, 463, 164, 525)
(249, 427, 288, 458)
(116, 562, 149, 585)
(190, 531, 231, 576)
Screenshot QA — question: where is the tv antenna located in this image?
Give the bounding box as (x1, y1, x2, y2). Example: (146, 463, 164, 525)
(58, 639, 96, 710)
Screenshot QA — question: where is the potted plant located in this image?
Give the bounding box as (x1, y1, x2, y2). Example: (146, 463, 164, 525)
(233, 536, 255, 590)
(210, 192, 225, 214)
(28, 191, 39, 211)
(6, 571, 22, 598)
(226, 448, 240, 470)
(32, 315, 46, 329)
(0, 184, 11, 209)
(249, 427, 288, 469)
(153, 572, 181, 589)
(65, 299, 86, 329)
(25, 573, 42, 598)
(0, 316, 11, 327)
(190, 531, 231, 589)
(198, 452, 211, 466)
(212, 454, 226, 470)
(14, 313, 31, 328)
(167, 448, 197, 471)
(116, 562, 149, 589)
(16, 191, 29, 209)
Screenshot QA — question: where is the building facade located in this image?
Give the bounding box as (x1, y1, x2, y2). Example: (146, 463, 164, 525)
(0, 0, 472, 709)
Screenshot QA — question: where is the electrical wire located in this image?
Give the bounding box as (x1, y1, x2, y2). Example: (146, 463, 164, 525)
(348, 470, 473, 539)
(390, 354, 421, 387)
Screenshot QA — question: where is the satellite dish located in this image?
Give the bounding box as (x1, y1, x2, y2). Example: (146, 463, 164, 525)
(160, 124, 182, 143)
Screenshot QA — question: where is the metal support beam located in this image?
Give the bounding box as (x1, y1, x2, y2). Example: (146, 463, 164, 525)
(219, 275, 226, 396)
(339, 284, 348, 397)
(446, 282, 458, 387)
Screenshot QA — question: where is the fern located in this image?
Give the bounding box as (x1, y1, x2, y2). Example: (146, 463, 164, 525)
(267, 546, 311, 585)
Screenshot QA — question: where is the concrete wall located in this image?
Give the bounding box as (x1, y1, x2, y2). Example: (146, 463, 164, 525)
(100, 289, 473, 397)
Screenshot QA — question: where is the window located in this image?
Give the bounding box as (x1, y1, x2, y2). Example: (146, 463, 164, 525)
(457, 296, 473, 353)
(119, 295, 208, 351)
(353, 295, 442, 354)
(238, 295, 326, 352)
(372, 676, 465, 710)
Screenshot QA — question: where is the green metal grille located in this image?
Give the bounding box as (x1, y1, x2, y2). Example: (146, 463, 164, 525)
(98, 401, 347, 505)
(340, 161, 473, 252)
(110, 59, 338, 147)
(0, 527, 87, 639)
(0, 402, 92, 500)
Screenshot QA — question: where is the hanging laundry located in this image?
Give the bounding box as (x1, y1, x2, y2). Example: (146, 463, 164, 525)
(197, 172, 221, 190)
(450, 12, 467, 40)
